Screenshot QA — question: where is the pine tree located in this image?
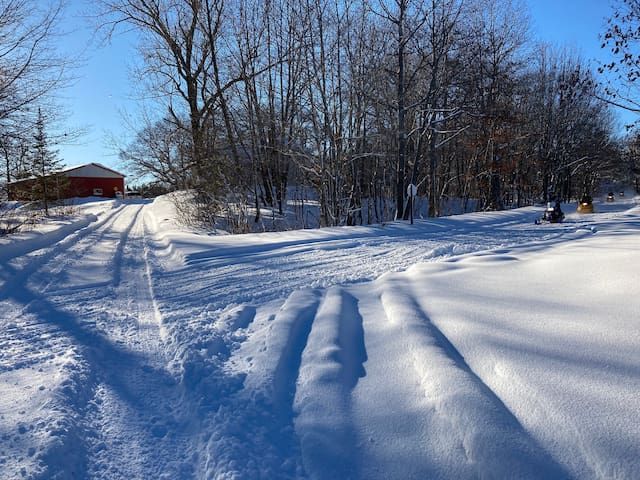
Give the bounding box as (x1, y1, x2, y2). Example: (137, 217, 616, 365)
(30, 108, 64, 215)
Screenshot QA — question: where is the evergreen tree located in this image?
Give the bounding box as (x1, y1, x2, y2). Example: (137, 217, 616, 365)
(30, 108, 64, 215)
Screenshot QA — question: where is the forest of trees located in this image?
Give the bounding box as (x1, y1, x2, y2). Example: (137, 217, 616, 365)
(2, 0, 639, 233)
(104, 0, 636, 231)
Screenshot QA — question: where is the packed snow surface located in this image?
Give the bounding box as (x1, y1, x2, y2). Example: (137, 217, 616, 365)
(1, 195, 639, 479)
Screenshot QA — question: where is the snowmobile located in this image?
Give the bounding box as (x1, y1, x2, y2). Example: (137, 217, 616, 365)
(606, 192, 615, 202)
(577, 195, 594, 214)
(537, 201, 565, 224)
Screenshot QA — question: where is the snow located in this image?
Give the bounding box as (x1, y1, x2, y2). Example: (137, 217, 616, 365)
(1, 194, 639, 479)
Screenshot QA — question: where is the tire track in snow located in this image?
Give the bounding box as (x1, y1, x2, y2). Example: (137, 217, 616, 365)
(0, 203, 124, 293)
(195, 286, 366, 479)
(79, 204, 194, 479)
(187, 291, 321, 479)
(294, 286, 367, 480)
(0, 204, 193, 479)
(349, 285, 443, 480)
(369, 275, 569, 479)
(42, 204, 136, 294)
(135, 205, 599, 478)
(0, 204, 139, 478)
(269, 289, 323, 417)
(0, 210, 101, 263)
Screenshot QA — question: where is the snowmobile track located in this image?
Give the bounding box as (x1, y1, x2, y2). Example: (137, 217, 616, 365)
(293, 286, 367, 479)
(1, 204, 194, 479)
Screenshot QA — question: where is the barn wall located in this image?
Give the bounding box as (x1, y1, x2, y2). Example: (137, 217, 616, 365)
(8, 174, 125, 201)
(67, 177, 125, 198)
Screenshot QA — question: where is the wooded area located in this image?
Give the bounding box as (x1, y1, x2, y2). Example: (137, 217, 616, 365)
(106, 0, 638, 231)
(0, 0, 76, 231)
(2, 0, 640, 233)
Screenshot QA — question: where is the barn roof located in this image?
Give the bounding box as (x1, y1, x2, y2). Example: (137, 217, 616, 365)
(58, 163, 126, 178)
(8, 162, 126, 185)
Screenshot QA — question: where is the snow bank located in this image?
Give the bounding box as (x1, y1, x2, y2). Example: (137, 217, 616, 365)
(402, 204, 640, 478)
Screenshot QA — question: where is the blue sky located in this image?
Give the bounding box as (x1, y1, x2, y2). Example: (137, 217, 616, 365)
(56, 0, 622, 179)
(527, 0, 613, 58)
(56, 1, 138, 177)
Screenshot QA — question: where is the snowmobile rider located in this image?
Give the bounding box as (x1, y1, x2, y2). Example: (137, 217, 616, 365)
(541, 199, 564, 223)
(553, 200, 564, 220)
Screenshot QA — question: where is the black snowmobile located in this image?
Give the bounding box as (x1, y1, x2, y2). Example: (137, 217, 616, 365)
(537, 201, 565, 224)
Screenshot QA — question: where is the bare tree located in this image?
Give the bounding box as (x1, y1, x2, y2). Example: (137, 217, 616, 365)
(456, 0, 529, 210)
(621, 131, 640, 191)
(232, 0, 304, 220)
(599, 0, 640, 114)
(99, 0, 625, 232)
(370, 0, 428, 219)
(519, 47, 614, 202)
(0, 0, 76, 188)
(97, 0, 241, 195)
(0, 0, 70, 121)
(413, 0, 465, 218)
(119, 116, 193, 189)
(369, 0, 466, 218)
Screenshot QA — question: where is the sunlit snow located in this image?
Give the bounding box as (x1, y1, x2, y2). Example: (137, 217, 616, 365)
(1, 194, 638, 479)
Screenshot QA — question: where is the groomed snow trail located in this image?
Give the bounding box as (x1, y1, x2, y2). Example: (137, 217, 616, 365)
(139, 204, 574, 479)
(3, 197, 638, 479)
(0, 202, 193, 479)
(272, 280, 568, 480)
(197, 201, 637, 479)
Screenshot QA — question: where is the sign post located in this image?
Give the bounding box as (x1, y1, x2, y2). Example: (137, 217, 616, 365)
(407, 183, 417, 224)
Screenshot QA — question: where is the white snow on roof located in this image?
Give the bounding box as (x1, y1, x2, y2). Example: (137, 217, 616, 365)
(58, 162, 126, 178)
(8, 162, 125, 184)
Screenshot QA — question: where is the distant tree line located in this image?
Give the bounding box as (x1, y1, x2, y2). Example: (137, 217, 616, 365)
(99, 0, 635, 231)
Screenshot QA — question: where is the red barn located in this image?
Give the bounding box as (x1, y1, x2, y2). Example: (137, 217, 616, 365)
(8, 163, 126, 200)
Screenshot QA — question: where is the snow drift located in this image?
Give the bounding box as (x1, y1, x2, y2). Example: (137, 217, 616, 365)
(1, 194, 639, 479)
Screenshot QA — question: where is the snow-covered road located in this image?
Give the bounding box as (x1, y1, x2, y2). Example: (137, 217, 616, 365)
(1, 202, 194, 479)
(1, 196, 639, 479)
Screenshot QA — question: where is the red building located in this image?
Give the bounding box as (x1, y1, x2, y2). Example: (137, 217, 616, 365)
(8, 163, 126, 200)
